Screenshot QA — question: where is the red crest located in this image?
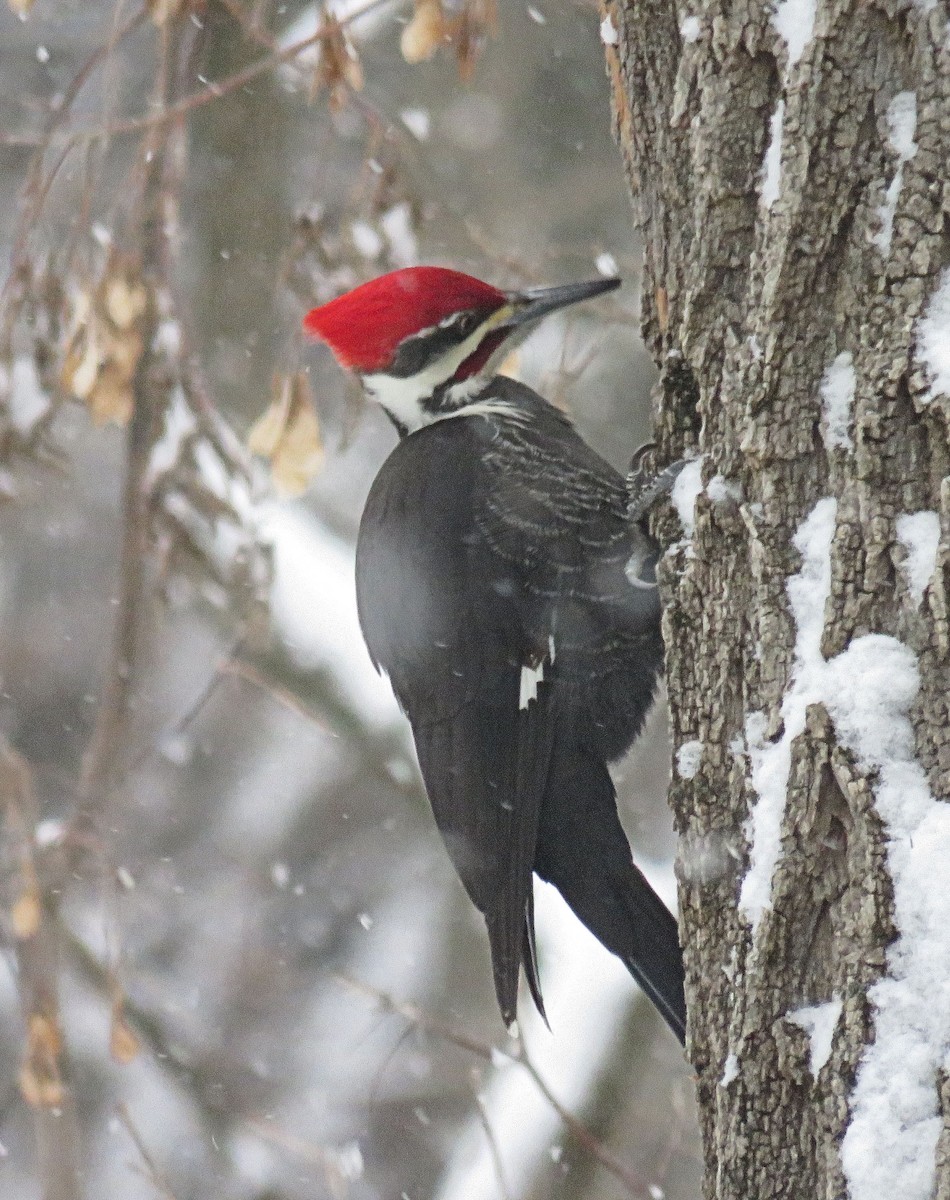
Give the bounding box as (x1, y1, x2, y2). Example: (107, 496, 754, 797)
(303, 267, 506, 372)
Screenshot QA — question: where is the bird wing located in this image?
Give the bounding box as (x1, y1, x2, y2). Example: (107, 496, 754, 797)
(355, 416, 558, 1024)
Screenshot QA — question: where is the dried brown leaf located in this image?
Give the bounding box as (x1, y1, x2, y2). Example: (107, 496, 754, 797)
(272, 409, 322, 496)
(401, 0, 446, 63)
(249, 373, 323, 497)
(147, 0, 183, 24)
(20, 1012, 64, 1108)
(247, 387, 289, 459)
(450, 0, 497, 80)
(104, 327, 145, 382)
(314, 12, 364, 109)
(61, 269, 144, 425)
(11, 888, 41, 939)
(19, 1062, 64, 1109)
(62, 326, 101, 401)
(103, 275, 148, 331)
(87, 364, 134, 427)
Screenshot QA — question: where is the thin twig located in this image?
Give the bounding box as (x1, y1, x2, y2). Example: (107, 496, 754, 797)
(222, 658, 340, 736)
(473, 1089, 513, 1200)
(0, 0, 393, 149)
(517, 1036, 655, 1199)
(334, 974, 656, 1199)
(335, 972, 500, 1060)
(0, 6, 149, 318)
(62, 922, 361, 1198)
(244, 1114, 363, 1192)
(115, 1104, 179, 1200)
(58, 918, 199, 1085)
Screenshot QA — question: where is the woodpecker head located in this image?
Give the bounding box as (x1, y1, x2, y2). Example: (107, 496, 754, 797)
(303, 266, 620, 434)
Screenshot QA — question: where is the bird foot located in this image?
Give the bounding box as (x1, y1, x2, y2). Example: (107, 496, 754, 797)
(626, 448, 689, 524)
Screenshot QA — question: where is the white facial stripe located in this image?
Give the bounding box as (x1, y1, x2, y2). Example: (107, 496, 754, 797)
(363, 362, 454, 432)
(363, 305, 514, 433)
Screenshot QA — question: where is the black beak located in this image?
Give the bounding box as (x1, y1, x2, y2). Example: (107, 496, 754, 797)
(504, 276, 621, 328)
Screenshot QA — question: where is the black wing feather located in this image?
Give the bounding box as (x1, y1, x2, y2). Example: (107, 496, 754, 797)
(356, 415, 556, 1022)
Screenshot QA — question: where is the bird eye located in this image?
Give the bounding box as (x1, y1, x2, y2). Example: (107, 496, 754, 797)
(444, 309, 479, 337)
(387, 309, 485, 378)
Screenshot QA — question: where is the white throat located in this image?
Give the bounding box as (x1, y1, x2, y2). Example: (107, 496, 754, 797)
(362, 365, 476, 433)
(362, 314, 519, 434)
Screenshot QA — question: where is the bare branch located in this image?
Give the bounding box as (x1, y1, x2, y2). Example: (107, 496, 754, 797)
(76, 15, 199, 835)
(473, 1090, 513, 1200)
(221, 657, 340, 737)
(115, 1104, 179, 1200)
(0, 0, 393, 149)
(334, 974, 657, 1199)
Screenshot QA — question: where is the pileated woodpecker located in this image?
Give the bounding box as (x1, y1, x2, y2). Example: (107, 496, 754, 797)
(304, 267, 686, 1044)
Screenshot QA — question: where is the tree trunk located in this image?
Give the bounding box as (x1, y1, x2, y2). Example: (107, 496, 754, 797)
(604, 1, 950, 1195)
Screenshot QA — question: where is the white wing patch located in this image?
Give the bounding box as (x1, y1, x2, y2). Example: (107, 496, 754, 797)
(519, 636, 556, 711)
(519, 660, 545, 710)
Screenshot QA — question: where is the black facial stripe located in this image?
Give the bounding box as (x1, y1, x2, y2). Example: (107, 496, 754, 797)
(387, 308, 487, 378)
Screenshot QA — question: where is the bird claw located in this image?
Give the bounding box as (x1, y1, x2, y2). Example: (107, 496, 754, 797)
(626, 452, 689, 524)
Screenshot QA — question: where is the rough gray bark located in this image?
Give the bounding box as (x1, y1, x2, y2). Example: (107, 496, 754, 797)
(604, 0, 950, 1195)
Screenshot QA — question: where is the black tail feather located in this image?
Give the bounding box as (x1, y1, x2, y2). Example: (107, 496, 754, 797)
(533, 745, 686, 1045)
(521, 890, 549, 1027)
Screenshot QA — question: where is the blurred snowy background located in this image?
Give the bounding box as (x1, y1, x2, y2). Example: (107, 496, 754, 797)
(0, 1, 700, 1197)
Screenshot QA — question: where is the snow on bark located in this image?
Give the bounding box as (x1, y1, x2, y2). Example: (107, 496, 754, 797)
(720, 1052, 739, 1087)
(819, 351, 855, 451)
(735, 501, 946, 1193)
(826, 637, 944, 1200)
(760, 101, 785, 210)
(676, 739, 704, 779)
(600, 13, 619, 46)
(788, 999, 842, 1077)
(740, 497, 836, 929)
(915, 268, 950, 404)
(873, 92, 918, 256)
(670, 457, 703, 539)
(670, 462, 741, 546)
(770, 0, 816, 69)
(705, 474, 743, 504)
(895, 511, 941, 607)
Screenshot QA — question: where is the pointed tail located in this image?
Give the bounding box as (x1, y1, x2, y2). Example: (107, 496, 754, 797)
(534, 746, 687, 1045)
